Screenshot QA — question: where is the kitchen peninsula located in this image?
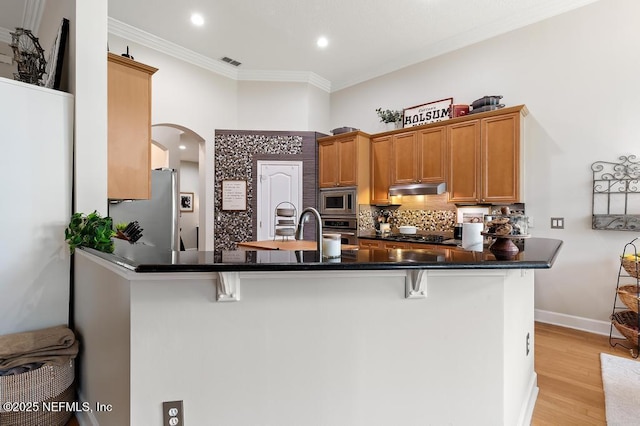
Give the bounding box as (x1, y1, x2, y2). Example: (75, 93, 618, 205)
(74, 238, 561, 426)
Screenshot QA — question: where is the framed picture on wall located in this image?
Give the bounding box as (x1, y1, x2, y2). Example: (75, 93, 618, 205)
(222, 180, 247, 211)
(180, 192, 194, 212)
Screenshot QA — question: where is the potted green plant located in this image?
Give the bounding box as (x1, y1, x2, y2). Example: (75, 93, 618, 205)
(64, 211, 116, 254)
(375, 108, 403, 130)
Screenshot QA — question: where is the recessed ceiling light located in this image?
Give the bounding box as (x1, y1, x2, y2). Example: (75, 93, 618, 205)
(317, 36, 328, 48)
(190, 13, 204, 26)
(179, 145, 186, 150)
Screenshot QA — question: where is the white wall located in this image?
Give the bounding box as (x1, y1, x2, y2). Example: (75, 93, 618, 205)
(330, 0, 638, 325)
(237, 80, 330, 132)
(0, 79, 73, 335)
(180, 161, 199, 249)
(151, 126, 182, 172)
(74, 0, 108, 216)
(307, 83, 331, 135)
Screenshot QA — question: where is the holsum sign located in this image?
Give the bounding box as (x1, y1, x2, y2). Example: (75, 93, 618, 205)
(403, 98, 453, 128)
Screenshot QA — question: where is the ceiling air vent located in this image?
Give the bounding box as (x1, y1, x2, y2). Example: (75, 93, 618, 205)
(221, 56, 241, 67)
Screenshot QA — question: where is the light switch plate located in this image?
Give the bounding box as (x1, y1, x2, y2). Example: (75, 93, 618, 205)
(550, 217, 564, 229)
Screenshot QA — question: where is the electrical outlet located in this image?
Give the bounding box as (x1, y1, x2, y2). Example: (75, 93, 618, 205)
(163, 400, 183, 426)
(550, 217, 564, 229)
(526, 332, 530, 356)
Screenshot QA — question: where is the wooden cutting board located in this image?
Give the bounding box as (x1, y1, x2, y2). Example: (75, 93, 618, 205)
(237, 240, 359, 251)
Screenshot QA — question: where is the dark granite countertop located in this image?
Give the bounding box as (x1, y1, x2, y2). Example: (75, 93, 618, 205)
(80, 237, 562, 273)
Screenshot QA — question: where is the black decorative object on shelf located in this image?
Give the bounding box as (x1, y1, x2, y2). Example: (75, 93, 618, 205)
(121, 46, 134, 60)
(43, 18, 69, 90)
(10, 27, 46, 85)
(591, 155, 640, 231)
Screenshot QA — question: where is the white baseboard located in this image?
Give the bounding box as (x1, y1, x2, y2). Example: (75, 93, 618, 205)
(76, 391, 99, 426)
(518, 373, 538, 426)
(535, 309, 623, 338)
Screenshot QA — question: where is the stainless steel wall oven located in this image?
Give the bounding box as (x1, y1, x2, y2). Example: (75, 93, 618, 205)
(321, 216, 358, 245)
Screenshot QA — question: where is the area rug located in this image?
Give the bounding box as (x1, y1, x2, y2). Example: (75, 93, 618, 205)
(600, 353, 640, 425)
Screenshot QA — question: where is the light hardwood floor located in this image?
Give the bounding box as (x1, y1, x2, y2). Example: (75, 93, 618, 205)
(64, 322, 635, 426)
(532, 321, 637, 425)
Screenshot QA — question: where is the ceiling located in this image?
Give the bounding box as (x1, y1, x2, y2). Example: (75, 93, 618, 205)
(105, 0, 599, 91)
(1, 0, 599, 91)
(0, 0, 599, 162)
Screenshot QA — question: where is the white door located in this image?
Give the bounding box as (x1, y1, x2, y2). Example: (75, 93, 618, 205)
(257, 161, 303, 241)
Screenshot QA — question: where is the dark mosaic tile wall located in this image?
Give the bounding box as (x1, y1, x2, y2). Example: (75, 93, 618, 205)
(214, 131, 316, 250)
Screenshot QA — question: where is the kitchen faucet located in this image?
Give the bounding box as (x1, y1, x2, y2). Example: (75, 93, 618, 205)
(295, 207, 323, 259)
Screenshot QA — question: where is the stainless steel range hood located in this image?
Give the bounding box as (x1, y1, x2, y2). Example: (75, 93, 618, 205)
(388, 182, 446, 195)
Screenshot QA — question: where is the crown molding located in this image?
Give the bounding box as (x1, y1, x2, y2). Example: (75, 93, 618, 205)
(108, 18, 238, 80)
(24, 0, 46, 34)
(237, 69, 331, 92)
(108, 17, 332, 92)
(0, 27, 11, 44)
(0, 0, 45, 44)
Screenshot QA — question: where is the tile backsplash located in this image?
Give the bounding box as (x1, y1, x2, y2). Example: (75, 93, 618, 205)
(359, 199, 525, 233)
(359, 205, 456, 232)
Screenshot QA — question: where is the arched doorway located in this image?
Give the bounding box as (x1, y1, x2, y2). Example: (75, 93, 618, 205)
(152, 124, 209, 250)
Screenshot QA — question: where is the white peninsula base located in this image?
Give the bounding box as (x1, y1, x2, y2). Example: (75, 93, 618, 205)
(75, 250, 537, 426)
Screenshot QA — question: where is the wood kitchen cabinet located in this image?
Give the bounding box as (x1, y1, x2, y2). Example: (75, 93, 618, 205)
(382, 241, 411, 249)
(480, 112, 522, 203)
(318, 131, 371, 197)
(357, 239, 411, 249)
(447, 120, 481, 202)
(448, 107, 526, 203)
(359, 239, 383, 249)
(108, 53, 158, 199)
(391, 127, 446, 185)
(391, 131, 418, 184)
(418, 127, 447, 183)
(370, 135, 392, 205)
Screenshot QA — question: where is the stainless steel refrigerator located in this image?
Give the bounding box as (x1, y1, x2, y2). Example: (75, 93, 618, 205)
(108, 169, 181, 250)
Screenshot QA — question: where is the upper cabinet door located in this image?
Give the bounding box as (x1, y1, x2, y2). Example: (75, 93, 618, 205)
(107, 53, 158, 200)
(481, 113, 520, 203)
(417, 126, 447, 183)
(318, 140, 339, 188)
(447, 111, 523, 204)
(337, 136, 358, 186)
(391, 132, 418, 184)
(370, 135, 392, 205)
(447, 120, 481, 203)
(318, 133, 370, 198)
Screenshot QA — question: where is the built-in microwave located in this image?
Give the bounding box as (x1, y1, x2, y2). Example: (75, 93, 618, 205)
(319, 187, 357, 216)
